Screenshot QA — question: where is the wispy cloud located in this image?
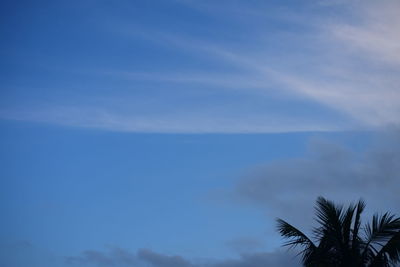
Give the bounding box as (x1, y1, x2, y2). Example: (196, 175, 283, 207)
(157, 0, 400, 128)
(330, 0, 400, 65)
(1, 0, 399, 133)
(0, 106, 344, 134)
(89, 0, 400, 131)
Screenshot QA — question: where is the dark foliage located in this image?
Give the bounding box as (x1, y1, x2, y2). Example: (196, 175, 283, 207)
(277, 197, 400, 267)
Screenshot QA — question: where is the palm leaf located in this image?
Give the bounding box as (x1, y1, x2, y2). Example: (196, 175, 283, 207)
(341, 202, 356, 248)
(371, 226, 400, 266)
(276, 197, 399, 266)
(276, 218, 317, 264)
(362, 213, 400, 265)
(352, 200, 365, 252)
(313, 197, 345, 253)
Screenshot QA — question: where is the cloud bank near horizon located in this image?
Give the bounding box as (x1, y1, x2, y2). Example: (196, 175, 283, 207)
(1, 241, 300, 267)
(67, 247, 300, 267)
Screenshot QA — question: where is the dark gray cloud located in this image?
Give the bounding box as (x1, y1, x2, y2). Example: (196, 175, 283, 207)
(137, 249, 194, 267)
(66, 248, 138, 267)
(66, 247, 300, 267)
(66, 247, 192, 267)
(234, 129, 400, 229)
(212, 250, 300, 267)
(225, 237, 265, 254)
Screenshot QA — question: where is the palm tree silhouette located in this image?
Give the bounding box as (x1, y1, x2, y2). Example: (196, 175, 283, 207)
(276, 197, 400, 267)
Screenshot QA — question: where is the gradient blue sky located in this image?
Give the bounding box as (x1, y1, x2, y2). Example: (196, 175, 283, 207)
(1, 0, 400, 266)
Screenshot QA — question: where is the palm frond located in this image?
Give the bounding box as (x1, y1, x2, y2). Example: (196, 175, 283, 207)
(362, 213, 400, 265)
(365, 213, 400, 244)
(340, 202, 356, 249)
(276, 218, 317, 264)
(314, 197, 344, 251)
(276, 218, 316, 248)
(372, 228, 400, 265)
(276, 197, 399, 267)
(351, 199, 366, 252)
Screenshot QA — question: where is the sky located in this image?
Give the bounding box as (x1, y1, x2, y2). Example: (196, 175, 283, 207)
(0, 0, 400, 266)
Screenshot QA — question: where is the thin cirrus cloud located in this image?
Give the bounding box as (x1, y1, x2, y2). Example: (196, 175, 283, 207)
(330, 0, 400, 66)
(1, 0, 399, 133)
(90, 0, 400, 131)
(109, 0, 400, 129)
(0, 105, 345, 134)
(173, 0, 400, 127)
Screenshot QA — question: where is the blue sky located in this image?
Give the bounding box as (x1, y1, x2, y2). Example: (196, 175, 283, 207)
(1, 0, 400, 266)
